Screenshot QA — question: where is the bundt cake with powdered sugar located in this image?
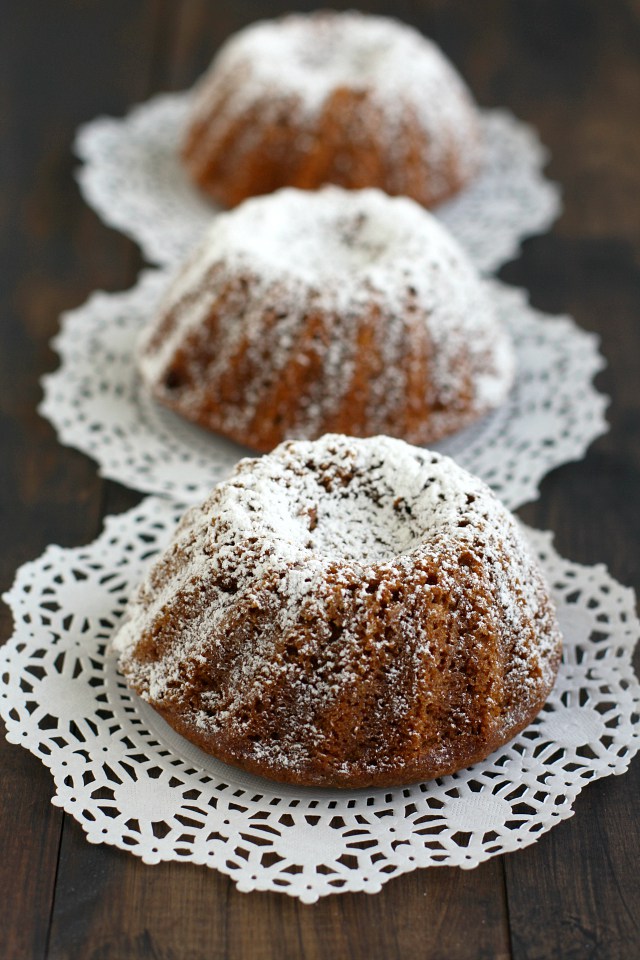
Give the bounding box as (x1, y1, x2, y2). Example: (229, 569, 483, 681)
(181, 11, 482, 209)
(139, 187, 514, 452)
(113, 435, 562, 788)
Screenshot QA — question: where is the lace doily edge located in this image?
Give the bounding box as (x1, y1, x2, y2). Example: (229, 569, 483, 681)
(1, 505, 638, 901)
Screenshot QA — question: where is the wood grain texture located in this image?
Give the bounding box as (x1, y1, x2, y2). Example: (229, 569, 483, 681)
(1, 1, 638, 958)
(0, 2, 148, 957)
(48, 818, 510, 960)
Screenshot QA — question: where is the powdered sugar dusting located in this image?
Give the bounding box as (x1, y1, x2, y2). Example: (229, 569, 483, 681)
(114, 436, 561, 787)
(188, 11, 482, 190)
(138, 187, 515, 448)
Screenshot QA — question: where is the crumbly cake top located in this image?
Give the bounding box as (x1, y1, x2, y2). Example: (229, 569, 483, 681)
(139, 187, 514, 420)
(189, 11, 481, 185)
(114, 436, 560, 780)
(114, 435, 532, 617)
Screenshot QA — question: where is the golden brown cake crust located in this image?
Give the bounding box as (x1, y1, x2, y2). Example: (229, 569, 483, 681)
(113, 436, 562, 788)
(181, 12, 482, 209)
(139, 188, 514, 452)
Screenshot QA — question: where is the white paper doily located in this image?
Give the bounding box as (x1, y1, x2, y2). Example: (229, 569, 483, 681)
(75, 92, 561, 275)
(1, 497, 638, 903)
(40, 270, 608, 510)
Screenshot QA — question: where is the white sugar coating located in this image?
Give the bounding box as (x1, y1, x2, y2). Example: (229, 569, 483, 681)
(113, 436, 562, 785)
(171, 186, 473, 294)
(188, 11, 482, 189)
(139, 187, 515, 434)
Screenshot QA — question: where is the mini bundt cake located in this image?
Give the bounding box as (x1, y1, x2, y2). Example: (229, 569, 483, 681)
(113, 435, 562, 789)
(139, 187, 514, 453)
(181, 11, 482, 209)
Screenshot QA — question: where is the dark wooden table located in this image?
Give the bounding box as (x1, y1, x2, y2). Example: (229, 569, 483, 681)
(2, 2, 639, 958)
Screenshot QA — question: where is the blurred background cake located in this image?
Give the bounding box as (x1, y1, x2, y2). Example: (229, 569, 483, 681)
(181, 10, 482, 208)
(138, 187, 514, 452)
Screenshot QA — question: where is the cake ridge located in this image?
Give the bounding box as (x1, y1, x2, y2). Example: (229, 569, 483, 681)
(114, 435, 562, 788)
(139, 188, 515, 452)
(182, 10, 482, 208)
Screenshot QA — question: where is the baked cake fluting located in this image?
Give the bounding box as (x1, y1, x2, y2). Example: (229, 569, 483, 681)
(181, 11, 482, 209)
(113, 435, 562, 789)
(138, 187, 515, 453)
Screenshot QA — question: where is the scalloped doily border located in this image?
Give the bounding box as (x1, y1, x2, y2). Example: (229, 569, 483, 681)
(1, 497, 638, 902)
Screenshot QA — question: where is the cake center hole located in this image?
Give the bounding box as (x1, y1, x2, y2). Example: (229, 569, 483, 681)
(302, 485, 423, 563)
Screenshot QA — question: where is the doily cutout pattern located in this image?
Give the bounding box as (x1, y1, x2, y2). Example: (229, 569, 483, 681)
(1, 498, 638, 903)
(40, 271, 608, 510)
(75, 92, 561, 275)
